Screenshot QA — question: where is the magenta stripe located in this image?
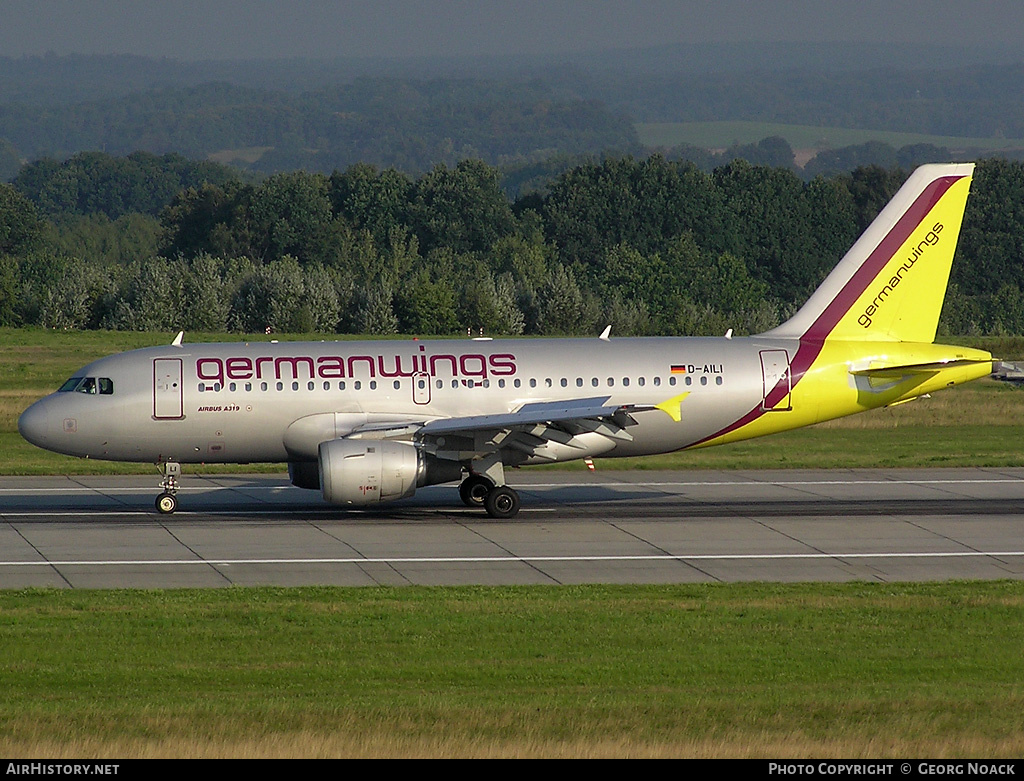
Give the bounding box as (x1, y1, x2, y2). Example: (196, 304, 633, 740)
(688, 174, 965, 448)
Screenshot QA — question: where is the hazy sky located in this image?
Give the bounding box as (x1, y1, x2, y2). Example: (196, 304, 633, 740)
(1, 0, 1023, 60)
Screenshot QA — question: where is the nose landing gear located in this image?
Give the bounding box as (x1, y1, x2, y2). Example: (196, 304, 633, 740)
(156, 461, 181, 514)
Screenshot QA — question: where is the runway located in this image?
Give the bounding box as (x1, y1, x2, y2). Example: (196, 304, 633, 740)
(1, 467, 1023, 588)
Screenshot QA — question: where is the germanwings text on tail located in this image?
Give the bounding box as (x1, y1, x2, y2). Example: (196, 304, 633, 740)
(19, 164, 995, 518)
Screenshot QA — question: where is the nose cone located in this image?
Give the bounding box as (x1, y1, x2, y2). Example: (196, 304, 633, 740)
(18, 396, 57, 451)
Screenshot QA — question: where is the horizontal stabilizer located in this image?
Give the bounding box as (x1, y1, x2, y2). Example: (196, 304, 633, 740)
(850, 358, 994, 379)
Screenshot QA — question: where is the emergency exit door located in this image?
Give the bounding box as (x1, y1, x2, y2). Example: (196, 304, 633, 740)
(412, 372, 431, 405)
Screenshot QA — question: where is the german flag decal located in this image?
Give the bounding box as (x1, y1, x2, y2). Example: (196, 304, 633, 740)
(670, 365, 687, 374)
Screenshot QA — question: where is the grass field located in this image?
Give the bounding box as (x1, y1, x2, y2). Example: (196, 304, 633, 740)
(1, 583, 1023, 758)
(635, 121, 1024, 156)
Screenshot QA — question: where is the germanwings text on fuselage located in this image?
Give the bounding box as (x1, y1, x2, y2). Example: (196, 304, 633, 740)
(196, 349, 518, 387)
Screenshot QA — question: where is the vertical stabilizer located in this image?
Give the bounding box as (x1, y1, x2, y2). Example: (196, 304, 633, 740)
(763, 163, 974, 343)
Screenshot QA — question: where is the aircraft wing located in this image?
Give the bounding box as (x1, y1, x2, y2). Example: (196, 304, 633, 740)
(346, 396, 656, 461)
(419, 396, 644, 434)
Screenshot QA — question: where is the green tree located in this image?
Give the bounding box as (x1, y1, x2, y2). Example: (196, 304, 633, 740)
(408, 160, 516, 254)
(229, 255, 306, 333)
(329, 163, 413, 249)
(22, 253, 109, 330)
(841, 165, 907, 233)
(956, 158, 1024, 296)
(48, 213, 161, 267)
(542, 156, 724, 269)
(13, 151, 240, 219)
(602, 292, 650, 336)
(0, 183, 44, 256)
(102, 256, 186, 331)
(712, 160, 815, 301)
(352, 283, 399, 335)
(0, 255, 20, 325)
(182, 253, 230, 332)
(456, 264, 525, 336)
(302, 264, 342, 332)
(248, 171, 334, 264)
(394, 267, 459, 335)
(160, 182, 250, 260)
(537, 264, 588, 335)
(491, 212, 551, 290)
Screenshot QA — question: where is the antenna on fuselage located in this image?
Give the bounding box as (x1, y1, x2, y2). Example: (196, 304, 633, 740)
(599, 325, 611, 341)
(171, 331, 184, 347)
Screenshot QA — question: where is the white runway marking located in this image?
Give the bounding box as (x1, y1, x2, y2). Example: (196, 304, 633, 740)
(0, 508, 558, 518)
(525, 478, 1024, 488)
(1, 476, 1021, 495)
(2, 551, 1023, 568)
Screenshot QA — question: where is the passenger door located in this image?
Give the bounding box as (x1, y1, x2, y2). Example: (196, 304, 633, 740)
(153, 358, 184, 419)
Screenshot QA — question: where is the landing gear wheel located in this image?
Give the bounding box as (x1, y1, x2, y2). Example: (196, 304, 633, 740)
(484, 486, 520, 519)
(156, 491, 178, 515)
(156, 461, 181, 515)
(459, 474, 494, 507)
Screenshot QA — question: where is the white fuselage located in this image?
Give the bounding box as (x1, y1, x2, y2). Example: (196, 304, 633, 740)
(19, 335, 798, 465)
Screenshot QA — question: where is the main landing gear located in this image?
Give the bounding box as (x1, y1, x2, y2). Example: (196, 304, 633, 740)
(458, 472, 521, 519)
(156, 461, 181, 514)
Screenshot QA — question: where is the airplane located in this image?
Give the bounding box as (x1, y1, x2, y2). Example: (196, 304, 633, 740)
(18, 163, 995, 519)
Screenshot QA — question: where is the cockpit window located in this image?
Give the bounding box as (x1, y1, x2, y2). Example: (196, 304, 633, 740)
(58, 377, 84, 392)
(57, 376, 114, 395)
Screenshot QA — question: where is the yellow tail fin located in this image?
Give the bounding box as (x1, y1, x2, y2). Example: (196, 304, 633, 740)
(765, 163, 974, 344)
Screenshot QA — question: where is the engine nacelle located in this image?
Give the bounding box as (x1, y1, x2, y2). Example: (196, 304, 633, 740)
(318, 439, 422, 506)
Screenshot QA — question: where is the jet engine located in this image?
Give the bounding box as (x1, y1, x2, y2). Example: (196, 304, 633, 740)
(316, 439, 461, 506)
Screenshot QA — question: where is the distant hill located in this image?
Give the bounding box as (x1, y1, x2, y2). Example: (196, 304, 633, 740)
(3, 49, 1024, 177)
(0, 78, 640, 175)
(2, 42, 1020, 104)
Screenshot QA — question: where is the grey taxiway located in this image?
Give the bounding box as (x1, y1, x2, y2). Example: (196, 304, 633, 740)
(1, 467, 1023, 589)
